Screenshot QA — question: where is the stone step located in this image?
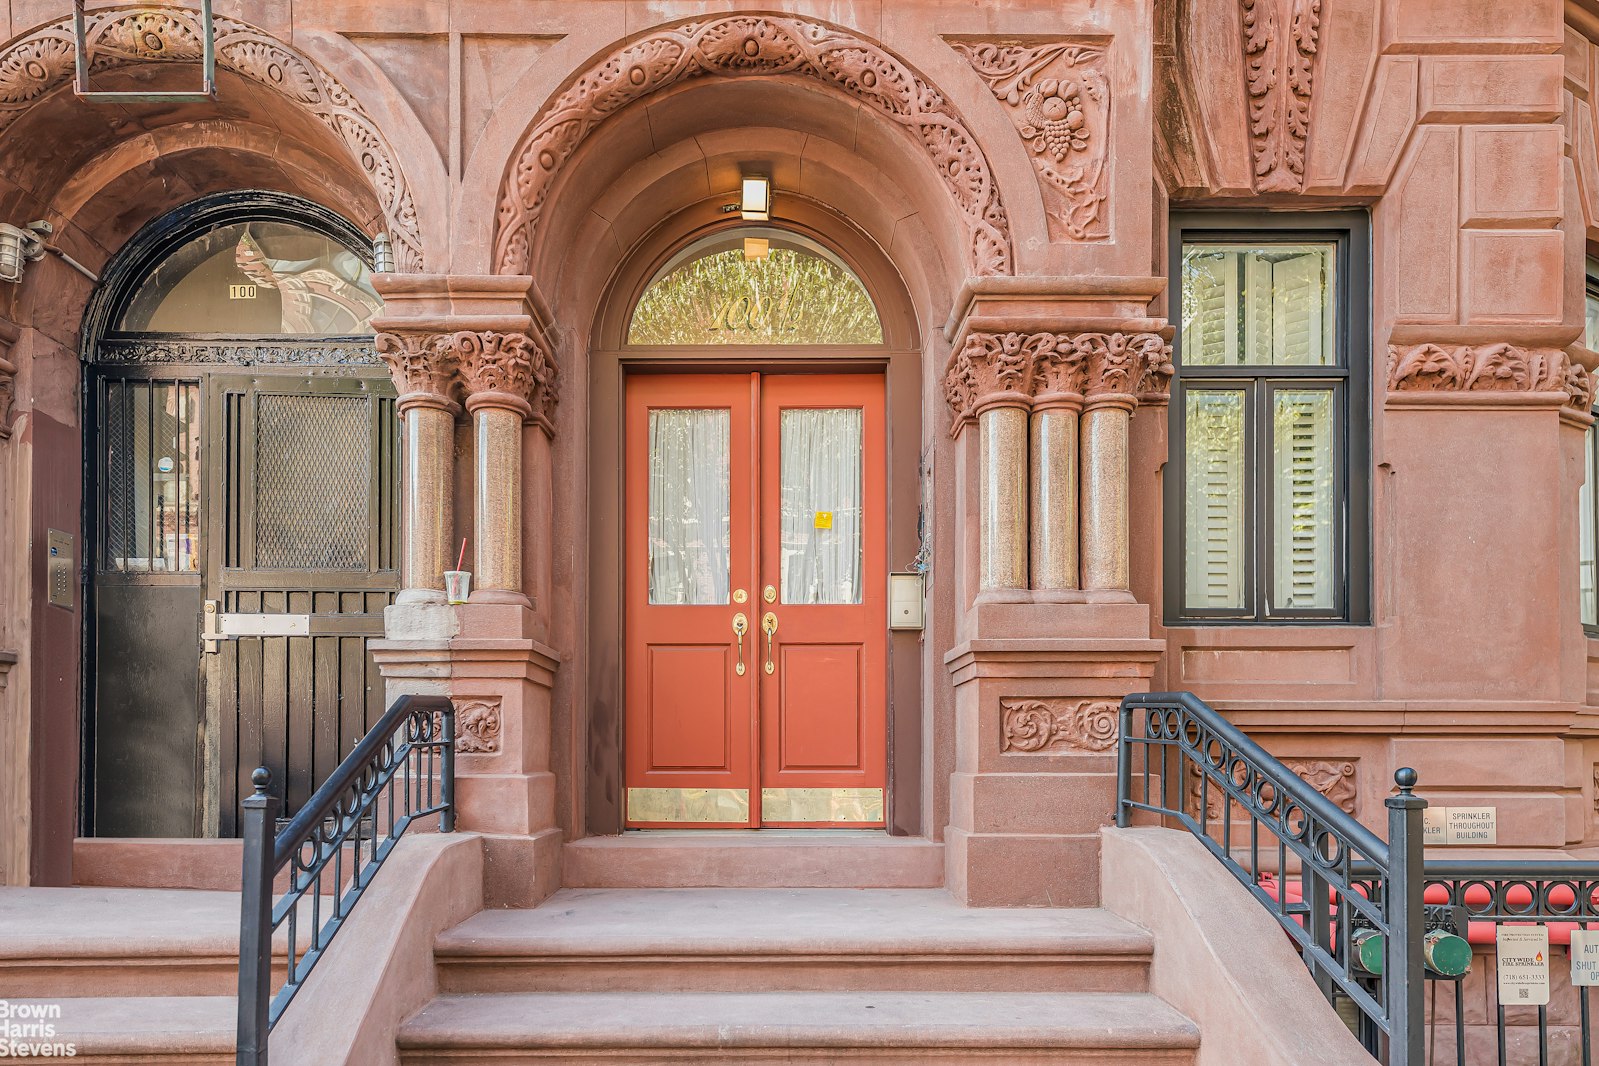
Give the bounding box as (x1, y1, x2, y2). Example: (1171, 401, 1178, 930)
(436, 888, 1152, 994)
(397, 991, 1199, 1064)
(562, 832, 943, 889)
(15, 996, 233, 1065)
(0, 886, 287, 997)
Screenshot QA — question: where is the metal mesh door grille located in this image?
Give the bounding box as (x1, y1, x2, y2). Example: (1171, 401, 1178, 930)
(254, 393, 371, 569)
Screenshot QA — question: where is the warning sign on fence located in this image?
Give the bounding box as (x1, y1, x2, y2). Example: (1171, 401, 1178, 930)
(1497, 925, 1551, 1006)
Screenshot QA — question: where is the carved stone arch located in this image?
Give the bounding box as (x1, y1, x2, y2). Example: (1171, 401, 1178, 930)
(0, 6, 425, 271)
(492, 14, 1013, 278)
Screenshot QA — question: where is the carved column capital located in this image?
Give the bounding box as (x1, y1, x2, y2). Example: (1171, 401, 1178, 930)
(452, 330, 561, 436)
(943, 331, 1047, 434)
(1073, 331, 1172, 409)
(1386, 343, 1594, 416)
(375, 331, 458, 414)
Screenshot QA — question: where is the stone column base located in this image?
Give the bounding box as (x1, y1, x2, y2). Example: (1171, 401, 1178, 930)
(944, 609, 1161, 907)
(373, 601, 563, 906)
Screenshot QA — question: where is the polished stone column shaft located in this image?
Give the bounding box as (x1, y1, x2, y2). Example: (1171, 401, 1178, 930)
(1080, 401, 1131, 591)
(470, 401, 523, 596)
(1030, 405, 1079, 591)
(979, 404, 1029, 591)
(399, 400, 454, 601)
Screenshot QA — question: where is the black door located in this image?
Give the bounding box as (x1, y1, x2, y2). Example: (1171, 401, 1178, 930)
(89, 366, 399, 836)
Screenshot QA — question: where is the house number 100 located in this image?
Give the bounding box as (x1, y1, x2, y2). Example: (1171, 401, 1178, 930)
(709, 290, 802, 333)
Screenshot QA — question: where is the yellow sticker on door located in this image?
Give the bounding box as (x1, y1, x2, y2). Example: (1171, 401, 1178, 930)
(814, 511, 834, 529)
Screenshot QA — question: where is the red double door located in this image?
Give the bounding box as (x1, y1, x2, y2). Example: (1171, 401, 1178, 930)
(624, 372, 887, 828)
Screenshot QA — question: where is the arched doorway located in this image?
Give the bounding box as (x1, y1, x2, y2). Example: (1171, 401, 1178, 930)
(83, 192, 399, 838)
(589, 208, 927, 834)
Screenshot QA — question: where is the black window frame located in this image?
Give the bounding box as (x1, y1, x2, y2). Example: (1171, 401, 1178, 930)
(1165, 210, 1371, 625)
(1580, 274, 1599, 636)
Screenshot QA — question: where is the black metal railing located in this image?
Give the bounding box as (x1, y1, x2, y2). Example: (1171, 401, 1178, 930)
(236, 694, 455, 1066)
(1118, 691, 1599, 1066)
(1117, 691, 1425, 1061)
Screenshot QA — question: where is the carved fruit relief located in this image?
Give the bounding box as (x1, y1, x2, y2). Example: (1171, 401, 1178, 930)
(1001, 698, 1119, 753)
(436, 699, 503, 755)
(950, 40, 1111, 242)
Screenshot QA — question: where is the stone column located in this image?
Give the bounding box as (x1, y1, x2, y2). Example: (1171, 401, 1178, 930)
(1030, 336, 1085, 592)
(946, 332, 1043, 594)
(453, 330, 557, 605)
(376, 332, 457, 603)
(1079, 333, 1170, 595)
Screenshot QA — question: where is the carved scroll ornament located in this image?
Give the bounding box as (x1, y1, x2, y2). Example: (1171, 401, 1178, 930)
(943, 330, 1173, 433)
(1240, 0, 1321, 193)
(0, 352, 15, 440)
(950, 40, 1110, 242)
(1001, 698, 1119, 753)
(1387, 343, 1594, 412)
(0, 9, 423, 271)
(1189, 756, 1356, 820)
(494, 15, 1011, 278)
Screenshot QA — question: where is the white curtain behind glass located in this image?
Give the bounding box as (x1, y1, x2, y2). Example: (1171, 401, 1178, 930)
(780, 408, 863, 604)
(648, 409, 730, 605)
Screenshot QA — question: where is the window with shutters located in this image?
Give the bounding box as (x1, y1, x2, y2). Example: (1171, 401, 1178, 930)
(1579, 275, 1599, 631)
(1167, 213, 1370, 623)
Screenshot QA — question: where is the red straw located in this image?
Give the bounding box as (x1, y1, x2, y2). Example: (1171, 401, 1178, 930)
(456, 538, 467, 572)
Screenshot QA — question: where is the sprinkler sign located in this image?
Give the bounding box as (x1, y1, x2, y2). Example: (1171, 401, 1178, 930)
(1497, 925, 1550, 1006)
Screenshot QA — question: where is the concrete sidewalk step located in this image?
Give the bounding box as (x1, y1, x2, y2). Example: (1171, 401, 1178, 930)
(0, 886, 286, 996)
(562, 832, 944, 889)
(436, 888, 1153, 993)
(19, 995, 234, 1064)
(397, 991, 1200, 1064)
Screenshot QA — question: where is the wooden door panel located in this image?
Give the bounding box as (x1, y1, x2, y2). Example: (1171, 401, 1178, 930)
(624, 374, 756, 826)
(647, 644, 735, 770)
(758, 374, 887, 826)
(776, 643, 863, 769)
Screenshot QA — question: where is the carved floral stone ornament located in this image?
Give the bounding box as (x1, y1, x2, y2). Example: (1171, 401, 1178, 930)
(949, 39, 1110, 242)
(435, 699, 503, 755)
(942, 330, 1173, 433)
(1387, 343, 1594, 413)
(1240, 0, 1322, 193)
(0, 351, 15, 441)
(1281, 759, 1357, 815)
(375, 330, 561, 433)
(1001, 698, 1119, 753)
(0, 9, 423, 271)
(495, 15, 1012, 277)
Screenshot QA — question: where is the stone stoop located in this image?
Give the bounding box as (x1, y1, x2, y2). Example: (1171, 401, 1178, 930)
(0, 887, 283, 1065)
(397, 888, 1200, 1064)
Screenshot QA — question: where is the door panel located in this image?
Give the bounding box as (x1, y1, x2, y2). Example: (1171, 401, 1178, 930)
(625, 375, 756, 827)
(759, 375, 886, 825)
(208, 374, 398, 834)
(623, 371, 885, 829)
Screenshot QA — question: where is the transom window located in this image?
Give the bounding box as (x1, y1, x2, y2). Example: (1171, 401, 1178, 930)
(114, 220, 382, 336)
(627, 228, 882, 346)
(1168, 214, 1370, 624)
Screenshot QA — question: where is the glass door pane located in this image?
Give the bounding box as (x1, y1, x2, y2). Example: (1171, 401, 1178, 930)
(779, 407, 863, 605)
(647, 408, 731, 605)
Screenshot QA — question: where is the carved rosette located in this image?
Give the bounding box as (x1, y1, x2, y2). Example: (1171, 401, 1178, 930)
(1387, 343, 1594, 414)
(942, 330, 1172, 435)
(1240, 0, 1321, 193)
(452, 331, 560, 435)
(0, 10, 422, 270)
(494, 15, 1011, 278)
(1000, 698, 1119, 753)
(950, 40, 1110, 242)
(375, 332, 456, 411)
(435, 699, 503, 755)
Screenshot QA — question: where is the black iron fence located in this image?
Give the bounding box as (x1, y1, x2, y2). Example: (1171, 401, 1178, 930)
(236, 693, 455, 1066)
(1118, 691, 1598, 1066)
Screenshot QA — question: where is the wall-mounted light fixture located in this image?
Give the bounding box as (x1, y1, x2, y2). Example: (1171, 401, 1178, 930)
(740, 175, 771, 222)
(0, 221, 49, 284)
